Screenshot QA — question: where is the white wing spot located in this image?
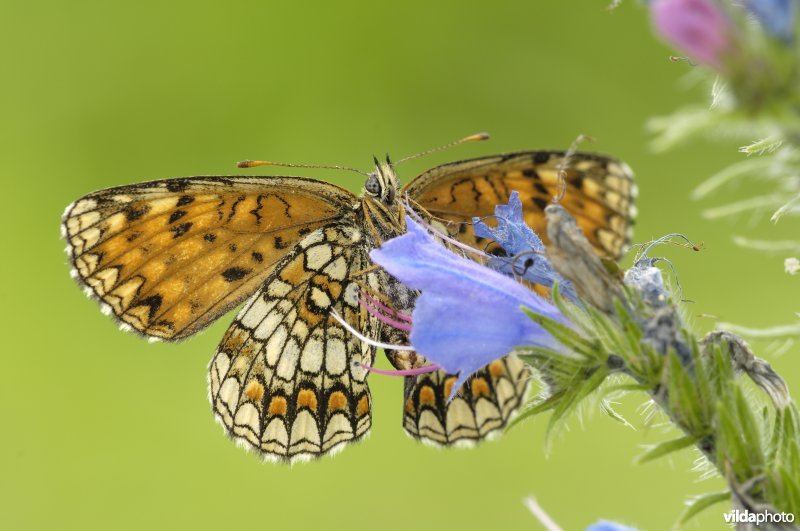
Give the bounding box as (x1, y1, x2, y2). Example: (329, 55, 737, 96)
(323, 256, 348, 281)
(265, 325, 288, 366)
(305, 245, 332, 270)
(325, 337, 347, 375)
(267, 280, 292, 298)
(276, 338, 300, 380)
(299, 338, 323, 373)
(253, 309, 283, 340)
(310, 287, 331, 309)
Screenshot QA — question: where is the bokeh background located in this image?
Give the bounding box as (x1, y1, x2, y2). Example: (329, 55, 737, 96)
(3, 1, 798, 530)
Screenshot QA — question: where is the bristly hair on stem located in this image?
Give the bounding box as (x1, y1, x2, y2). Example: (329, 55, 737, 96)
(639, 0, 800, 327)
(512, 205, 800, 527)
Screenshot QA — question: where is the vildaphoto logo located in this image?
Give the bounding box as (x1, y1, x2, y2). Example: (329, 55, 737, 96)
(724, 509, 796, 525)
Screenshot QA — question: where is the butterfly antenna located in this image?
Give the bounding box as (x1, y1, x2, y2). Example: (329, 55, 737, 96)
(395, 132, 490, 165)
(553, 133, 595, 204)
(237, 159, 370, 177)
(636, 233, 700, 262)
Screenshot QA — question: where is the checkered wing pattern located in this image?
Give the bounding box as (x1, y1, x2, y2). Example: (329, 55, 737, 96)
(208, 223, 379, 462)
(394, 150, 636, 446)
(62, 176, 355, 340)
(404, 151, 636, 260)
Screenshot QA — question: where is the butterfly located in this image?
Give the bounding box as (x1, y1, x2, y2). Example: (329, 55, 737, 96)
(62, 137, 636, 462)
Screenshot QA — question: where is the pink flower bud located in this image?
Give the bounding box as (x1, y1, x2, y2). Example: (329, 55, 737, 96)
(651, 0, 734, 69)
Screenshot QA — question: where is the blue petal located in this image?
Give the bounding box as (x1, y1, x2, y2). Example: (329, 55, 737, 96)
(585, 521, 639, 531)
(473, 191, 578, 300)
(371, 215, 567, 399)
(747, 0, 797, 42)
(473, 191, 542, 256)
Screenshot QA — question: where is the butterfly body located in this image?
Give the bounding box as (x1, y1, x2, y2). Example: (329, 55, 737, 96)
(63, 149, 636, 462)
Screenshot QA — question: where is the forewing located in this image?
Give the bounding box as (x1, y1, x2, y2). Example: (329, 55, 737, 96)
(392, 150, 633, 445)
(404, 151, 636, 259)
(208, 223, 378, 462)
(62, 176, 355, 340)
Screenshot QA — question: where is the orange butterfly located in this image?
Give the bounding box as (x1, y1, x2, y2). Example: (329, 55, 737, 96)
(62, 136, 635, 462)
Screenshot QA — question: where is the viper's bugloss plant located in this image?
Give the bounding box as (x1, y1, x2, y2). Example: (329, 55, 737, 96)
(374, 201, 800, 528)
(642, 0, 800, 338)
(472, 191, 577, 301)
(524, 205, 799, 527)
(651, 0, 737, 70)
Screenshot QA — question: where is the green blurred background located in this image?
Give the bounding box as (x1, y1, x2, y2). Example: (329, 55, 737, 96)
(3, 1, 798, 530)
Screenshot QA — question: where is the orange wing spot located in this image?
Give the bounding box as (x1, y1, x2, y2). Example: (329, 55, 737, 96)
(488, 360, 505, 378)
(326, 280, 342, 300)
(471, 377, 490, 397)
(443, 377, 457, 400)
(279, 255, 308, 285)
(405, 398, 415, 415)
(244, 381, 265, 402)
(419, 386, 436, 406)
(297, 389, 318, 411)
(327, 391, 347, 411)
(356, 395, 370, 417)
(268, 396, 288, 416)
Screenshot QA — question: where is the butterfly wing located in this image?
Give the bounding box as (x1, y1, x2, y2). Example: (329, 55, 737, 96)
(209, 222, 378, 462)
(403, 150, 636, 259)
(395, 150, 635, 447)
(385, 344, 530, 446)
(62, 176, 356, 340)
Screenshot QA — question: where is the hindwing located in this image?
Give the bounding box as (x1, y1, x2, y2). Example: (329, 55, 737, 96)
(208, 222, 381, 461)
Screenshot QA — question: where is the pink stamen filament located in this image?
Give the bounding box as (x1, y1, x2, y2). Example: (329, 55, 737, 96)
(355, 361, 442, 377)
(359, 290, 412, 322)
(329, 309, 415, 351)
(359, 297, 413, 331)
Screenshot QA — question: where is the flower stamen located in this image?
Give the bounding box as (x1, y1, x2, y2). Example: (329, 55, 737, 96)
(359, 290, 412, 322)
(359, 295, 413, 331)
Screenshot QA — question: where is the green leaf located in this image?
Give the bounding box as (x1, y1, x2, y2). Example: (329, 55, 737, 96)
(602, 382, 651, 394)
(507, 390, 566, 431)
(690, 156, 774, 199)
(545, 366, 609, 443)
(521, 307, 597, 357)
(516, 346, 586, 365)
(679, 491, 730, 523)
(551, 282, 592, 331)
(584, 304, 629, 359)
(665, 351, 704, 432)
(638, 434, 701, 464)
(739, 136, 783, 156)
(777, 467, 800, 515)
(600, 399, 635, 430)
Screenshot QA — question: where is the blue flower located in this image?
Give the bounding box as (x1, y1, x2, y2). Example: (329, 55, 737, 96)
(747, 0, 797, 42)
(473, 191, 577, 301)
(585, 520, 639, 531)
(623, 234, 696, 365)
(370, 215, 568, 399)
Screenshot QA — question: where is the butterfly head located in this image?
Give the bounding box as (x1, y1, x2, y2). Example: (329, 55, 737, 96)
(364, 155, 399, 204)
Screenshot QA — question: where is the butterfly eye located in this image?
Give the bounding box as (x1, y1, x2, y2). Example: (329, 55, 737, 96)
(364, 174, 381, 195)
